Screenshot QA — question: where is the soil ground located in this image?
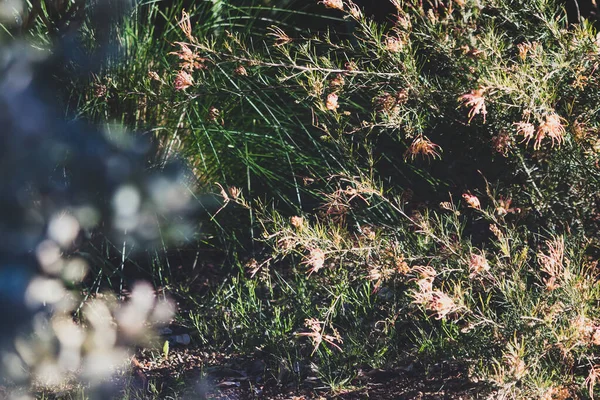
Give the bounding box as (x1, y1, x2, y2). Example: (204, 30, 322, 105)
(128, 345, 493, 399)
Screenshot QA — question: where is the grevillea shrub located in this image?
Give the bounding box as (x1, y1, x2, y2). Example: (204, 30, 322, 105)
(63, 0, 600, 398)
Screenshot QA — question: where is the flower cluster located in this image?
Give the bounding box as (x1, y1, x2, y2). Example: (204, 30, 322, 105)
(297, 318, 343, 354)
(515, 113, 566, 150)
(538, 236, 568, 291)
(169, 11, 208, 90)
(410, 266, 460, 319)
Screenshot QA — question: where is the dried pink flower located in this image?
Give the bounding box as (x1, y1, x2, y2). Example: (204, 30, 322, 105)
(404, 136, 442, 160)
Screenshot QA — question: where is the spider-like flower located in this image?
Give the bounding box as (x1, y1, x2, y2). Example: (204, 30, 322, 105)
(489, 224, 503, 239)
(290, 216, 304, 229)
(404, 136, 441, 160)
(397, 13, 412, 30)
(228, 186, 241, 200)
(207, 106, 220, 123)
(505, 351, 527, 380)
(514, 121, 536, 146)
(267, 26, 292, 47)
(346, 0, 363, 19)
(573, 315, 595, 340)
(428, 290, 458, 319)
(516, 114, 566, 150)
(178, 9, 196, 43)
(536, 112, 566, 149)
(234, 65, 248, 76)
(495, 197, 519, 216)
(329, 74, 345, 89)
(458, 88, 487, 123)
(593, 329, 600, 346)
(304, 248, 326, 276)
(174, 70, 194, 91)
(439, 201, 453, 211)
(586, 365, 600, 400)
(297, 318, 343, 354)
(169, 42, 207, 71)
(411, 271, 459, 319)
(320, 0, 344, 10)
(491, 130, 514, 156)
(462, 193, 481, 209)
(344, 61, 357, 72)
(148, 71, 161, 82)
(538, 236, 566, 291)
(516, 41, 539, 61)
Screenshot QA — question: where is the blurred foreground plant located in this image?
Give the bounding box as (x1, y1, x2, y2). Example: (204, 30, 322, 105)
(0, 2, 198, 398)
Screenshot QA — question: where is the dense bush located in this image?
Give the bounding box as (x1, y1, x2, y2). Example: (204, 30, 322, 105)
(0, 1, 198, 397)
(9, 0, 600, 398)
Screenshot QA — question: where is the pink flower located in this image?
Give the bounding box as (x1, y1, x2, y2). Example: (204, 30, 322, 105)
(514, 121, 536, 146)
(320, 0, 343, 10)
(174, 70, 194, 90)
(462, 193, 481, 209)
(326, 93, 339, 111)
(404, 136, 442, 160)
(458, 88, 487, 123)
(536, 112, 566, 149)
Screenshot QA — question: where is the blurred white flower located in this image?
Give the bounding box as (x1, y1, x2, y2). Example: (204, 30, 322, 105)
(25, 277, 65, 308)
(48, 213, 80, 248)
(36, 240, 62, 275)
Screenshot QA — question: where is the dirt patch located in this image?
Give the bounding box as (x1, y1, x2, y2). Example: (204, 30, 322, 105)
(128, 346, 494, 399)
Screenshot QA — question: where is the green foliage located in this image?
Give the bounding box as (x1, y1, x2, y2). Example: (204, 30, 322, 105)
(62, 0, 600, 397)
